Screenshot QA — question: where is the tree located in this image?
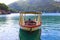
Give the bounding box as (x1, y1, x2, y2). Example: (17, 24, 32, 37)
(0, 3, 9, 11)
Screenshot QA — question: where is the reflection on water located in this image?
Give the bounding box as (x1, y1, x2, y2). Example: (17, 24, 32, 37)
(0, 14, 20, 40)
(0, 13, 60, 40)
(0, 17, 6, 24)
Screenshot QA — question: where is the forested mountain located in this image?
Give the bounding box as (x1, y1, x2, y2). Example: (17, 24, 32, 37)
(8, 0, 60, 13)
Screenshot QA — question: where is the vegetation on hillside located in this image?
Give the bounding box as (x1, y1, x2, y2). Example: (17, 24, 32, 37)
(9, 0, 60, 13)
(0, 3, 18, 14)
(0, 3, 9, 11)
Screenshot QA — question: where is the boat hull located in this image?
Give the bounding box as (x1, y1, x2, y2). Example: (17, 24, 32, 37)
(19, 29, 41, 40)
(20, 26, 40, 31)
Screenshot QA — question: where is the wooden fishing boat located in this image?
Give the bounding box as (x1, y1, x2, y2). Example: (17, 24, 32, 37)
(19, 12, 42, 31)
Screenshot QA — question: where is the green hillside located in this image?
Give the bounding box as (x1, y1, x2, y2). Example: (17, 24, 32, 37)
(8, 0, 60, 13)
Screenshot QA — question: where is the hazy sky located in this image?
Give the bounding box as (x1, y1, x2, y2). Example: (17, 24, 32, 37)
(55, 0, 60, 2)
(0, 0, 60, 5)
(0, 0, 18, 5)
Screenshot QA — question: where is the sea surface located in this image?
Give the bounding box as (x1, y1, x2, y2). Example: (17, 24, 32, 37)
(0, 13, 60, 40)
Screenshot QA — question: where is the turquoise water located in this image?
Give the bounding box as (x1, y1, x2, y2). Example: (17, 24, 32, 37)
(0, 13, 60, 40)
(41, 16, 60, 40)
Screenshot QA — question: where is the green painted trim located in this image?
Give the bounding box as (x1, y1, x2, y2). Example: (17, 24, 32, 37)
(19, 29, 41, 40)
